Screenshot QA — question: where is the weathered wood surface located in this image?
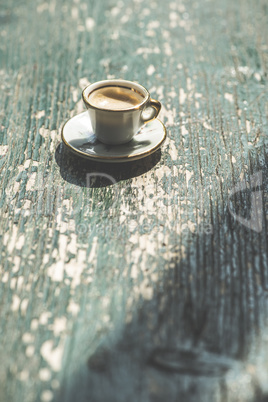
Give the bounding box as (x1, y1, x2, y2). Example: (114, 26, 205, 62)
(0, 0, 268, 401)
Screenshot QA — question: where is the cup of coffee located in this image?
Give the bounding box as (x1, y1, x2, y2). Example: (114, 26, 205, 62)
(82, 79, 161, 145)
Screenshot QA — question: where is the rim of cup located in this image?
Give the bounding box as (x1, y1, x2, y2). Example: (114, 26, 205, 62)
(82, 79, 150, 112)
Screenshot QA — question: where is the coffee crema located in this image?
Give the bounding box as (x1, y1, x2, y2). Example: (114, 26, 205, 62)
(88, 86, 145, 110)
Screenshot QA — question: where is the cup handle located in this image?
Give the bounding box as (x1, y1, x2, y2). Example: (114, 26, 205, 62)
(141, 98, 161, 123)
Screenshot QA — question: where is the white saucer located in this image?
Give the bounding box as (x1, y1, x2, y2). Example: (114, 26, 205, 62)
(61, 111, 166, 163)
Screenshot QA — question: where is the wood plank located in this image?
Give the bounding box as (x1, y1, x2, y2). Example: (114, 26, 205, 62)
(0, 0, 267, 401)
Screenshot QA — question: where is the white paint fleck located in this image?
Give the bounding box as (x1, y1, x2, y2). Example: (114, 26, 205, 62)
(85, 17, 95, 31)
(186, 170, 193, 187)
(136, 47, 160, 55)
(169, 11, 178, 20)
(79, 77, 91, 89)
(31, 319, 39, 330)
(26, 345, 35, 357)
(18, 370, 29, 381)
(154, 85, 164, 99)
(0, 145, 8, 156)
(7, 226, 19, 254)
(224, 93, 234, 103)
(47, 260, 65, 282)
(254, 72, 261, 81)
(203, 122, 215, 131)
(131, 265, 139, 279)
(50, 317, 67, 336)
(16, 235, 25, 250)
(246, 120, 251, 133)
(40, 339, 64, 372)
(128, 219, 138, 232)
(102, 296, 110, 308)
(39, 127, 51, 138)
(147, 20, 160, 29)
(159, 104, 175, 126)
(102, 314, 110, 323)
(68, 233, 77, 254)
(168, 138, 179, 160)
(187, 77, 193, 91)
(11, 295, 20, 312)
(41, 390, 54, 402)
(147, 65, 155, 76)
(2, 272, 8, 283)
(181, 125, 189, 136)
(111, 7, 120, 16)
(100, 58, 110, 68)
(23, 159, 31, 168)
(88, 236, 98, 263)
(237, 66, 251, 76)
(142, 8, 150, 16)
(71, 7, 79, 19)
(140, 280, 154, 300)
(164, 42, 172, 56)
(39, 368, 52, 381)
(10, 278, 16, 290)
(121, 14, 129, 23)
(26, 172, 37, 191)
(179, 88, 187, 104)
(168, 89, 177, 98)
(67, 300, 80, 315)
(39, 311, 52, 325)
(146, 29, 155, 37)
(65, 260, 85, 288)
(111, 31, 119, 40)
(22, 333, 34, 343)
(162, 30, 170, 39)
(36, 110, 45, 119)
(37, 3, 48, 13)
(72, 88, 78, 103)
(178, 19, 192, 31)
(178, 4, 186, 12)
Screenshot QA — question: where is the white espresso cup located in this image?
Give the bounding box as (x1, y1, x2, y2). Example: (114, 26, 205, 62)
(82, 79, 161, 145)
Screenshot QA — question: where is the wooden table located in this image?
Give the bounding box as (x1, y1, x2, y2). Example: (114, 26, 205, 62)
(1, 0, 267, 400)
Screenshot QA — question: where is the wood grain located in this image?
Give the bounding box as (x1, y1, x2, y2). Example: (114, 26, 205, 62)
(0, 0, 267, 401)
